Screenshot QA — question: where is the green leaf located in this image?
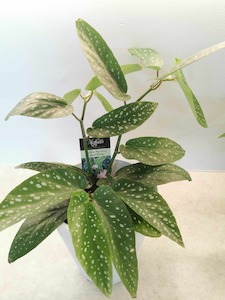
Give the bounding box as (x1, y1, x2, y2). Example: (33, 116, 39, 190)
(112, 178, 184, 246)
(76, 19, 130, 101)
(68, 186, 138, 297)
(87, 102, 158, 138)
(85, 64, 142, 91)
(16, 161, 92, 188)
(68, 190, 112, 296)
(174, 58, 207, 128)
(219, 133, 225, 138)
(129, 48, 164, 70)
(120, 137, 185, 165)
(16, 161, 87, 176)
(93, 186, 137, 297)
(159, 40, 225, 81)
(121, 63, 142, 74)
(0, 168, 87, 232)
(5, 92, 74, 120)
(8, 199, 69, 263)
(128, 207, 161, 237)
(63, 89, 81, 105)
(94, 91, 113, 112)
(97, 176, 114, 187)
(115, 163, 191, 187)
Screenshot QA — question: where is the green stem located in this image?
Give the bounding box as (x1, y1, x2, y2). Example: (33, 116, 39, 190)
(106, 135, 122, 175)
(72, 93, 93, 176)
(136, 80, 162, 102)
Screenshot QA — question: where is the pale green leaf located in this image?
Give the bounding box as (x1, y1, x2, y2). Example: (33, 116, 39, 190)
(115, 163, 191, 187)
(159, 40, 225, 80)
(68, 190, 112, 296)
(93, 186, 137, 297)
(219, 133, 225, 138)
(112, 178, 184, 246)
(129, 48, 164, 70)
(87, 102, 158, 138)
(174, 58, 207, 128)
(94, 91, 113, 112)
(76, 19, 130, 101)
(0, 168, 87, 232)
(8, 199, 68, 263)
(85, 64, 142, 91)
(85, 76, 102, 91)
(63, 89, 81, 105)
(120, 137, 185, 165)
(5, 92, 74, 120)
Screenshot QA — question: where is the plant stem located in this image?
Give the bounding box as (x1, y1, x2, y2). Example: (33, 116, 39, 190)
(136, 80, 162, 102)
(72, 92, 93, 176)
(106, 135, 122, 175)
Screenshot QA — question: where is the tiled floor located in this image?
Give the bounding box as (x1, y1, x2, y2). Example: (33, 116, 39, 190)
(0, 166, 225, 300)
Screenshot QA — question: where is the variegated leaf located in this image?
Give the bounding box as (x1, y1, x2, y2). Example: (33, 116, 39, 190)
(112, 179, 184, 246)
(5, 92, 74, 120)
(174, 58, 207, 128)
(87, 102, 158, 138)
(115, 163, 191, 187)
(85, 64, 142, 91)
(76, 19, 130, 101)
(68, 186, 138, 297)
(129, 48, 164, 70)
(0, 168, 87, 232)
(93, 186, 137, 297)
(159, 40, 225, 80)
(16, 161, 87, 177)
(68, 190, 112, 296)
(8, 199, 69, 263)
(120, 137, 185, 165)
(128, 207, 161, 237)
(16, 161, 92, 189)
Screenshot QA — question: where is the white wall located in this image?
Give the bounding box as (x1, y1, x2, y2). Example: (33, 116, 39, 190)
(1, 0, 225, 170)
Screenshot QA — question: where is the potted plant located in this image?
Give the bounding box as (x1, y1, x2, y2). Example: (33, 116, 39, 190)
(1, 19, 225, 297)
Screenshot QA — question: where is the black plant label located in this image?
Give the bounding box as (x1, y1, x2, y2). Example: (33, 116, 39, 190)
(79, 138, 111, 178)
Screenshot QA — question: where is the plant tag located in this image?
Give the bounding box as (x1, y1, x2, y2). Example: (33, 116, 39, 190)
(79, 138, 111, 178)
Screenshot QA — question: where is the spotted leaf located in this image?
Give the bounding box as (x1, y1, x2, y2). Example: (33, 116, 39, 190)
(85, 64, 142, 91)
(93, 186, 137, 297)
(174, 58, 207, 128)
(5, 93, 74, 120)
(0, 168, 87, 232)
(63, 88, 81, 105)
(115, 163, 191, 187)
(159, 40, 225, 81)
(87, 102, 158, 138)
(112, 178, 184, 247)
(76, 19, 130, 101)
(16, 161, 88, 177)
(120, 137, 185, 166)
(128, 207, 161, 237)
(8, 199, 69, 263)
(129, 48, 164, 70)
(68, 190, 112, 296)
